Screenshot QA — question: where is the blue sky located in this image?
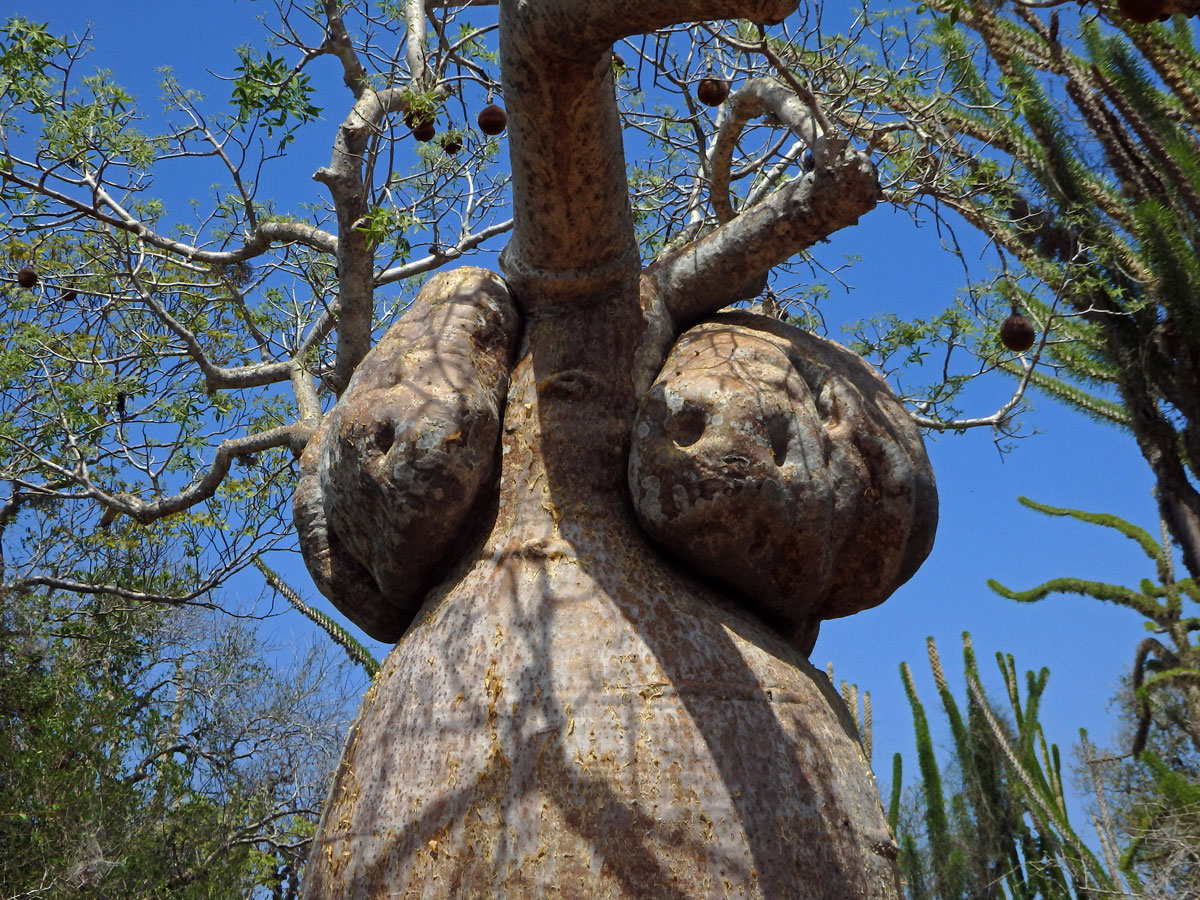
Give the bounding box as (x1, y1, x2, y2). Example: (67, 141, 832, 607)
(12, 0, 1169, 832)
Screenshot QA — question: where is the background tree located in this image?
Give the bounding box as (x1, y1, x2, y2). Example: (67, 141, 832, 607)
(798, 5, 1200, 893)
(1098, 684, 1200, 897)
(1, 2, 943, 897)
(876, 495, 1200, 899)
(0, 578, 363, 899)
(888, 634, 1125, 900)
(991, 498, 1200, 757)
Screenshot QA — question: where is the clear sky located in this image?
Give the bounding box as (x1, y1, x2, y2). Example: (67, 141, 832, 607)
(11, 0, 1168, 833)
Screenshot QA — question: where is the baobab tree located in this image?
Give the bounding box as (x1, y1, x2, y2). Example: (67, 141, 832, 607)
(0, 2, 937, 896)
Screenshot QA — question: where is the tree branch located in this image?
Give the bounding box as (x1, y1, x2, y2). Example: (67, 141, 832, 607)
(497, 0, 797, 310)
(320, 0, 369, 97)
(375, 218, 512, 285)
(406, 0, 432, 89)
(709, 77, 827, 224)
(12, 576, 225, 607)
(314, 87, 409, 391)
(0, 165, 336, 263)
(649, 148, 878, 325)
(128, 272, 294, 392)
(91, 422, 316, 526)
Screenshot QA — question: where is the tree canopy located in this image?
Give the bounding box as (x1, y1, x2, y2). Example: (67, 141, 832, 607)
(1, 3, 889, 612)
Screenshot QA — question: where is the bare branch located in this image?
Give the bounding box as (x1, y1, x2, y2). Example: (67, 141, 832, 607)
(406, 0, 432, 89)
(709, 76, 827, 224)
(649, 149, 878, 324)
(321, 0, 369, 97)
(12, 576, 224, 607)
(0, 165, 337, 263)
(314, 87, 409, 391)
(376, 218, 512, 284)
(128, 271, 294, 392)
(92, 422, 315, 526)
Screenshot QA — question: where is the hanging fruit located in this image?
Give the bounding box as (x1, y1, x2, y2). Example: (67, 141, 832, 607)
(696, 78, 729, 106)
(16, 267, 37, 288)
(1000, 308, 1036, 352)
(1117, 0, 1166, 24)
(404, 104, 437, 141)
(440, 133, 462, 154)
(477, 104, 507, 136)
(404, 107, 429, 129)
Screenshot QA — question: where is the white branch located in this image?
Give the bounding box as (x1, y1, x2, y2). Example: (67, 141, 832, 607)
(92, 422, 316, 526)
(376, 219, 513, 284)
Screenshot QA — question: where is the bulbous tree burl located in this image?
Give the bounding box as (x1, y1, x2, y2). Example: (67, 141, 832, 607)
(294, 1, 937, 896)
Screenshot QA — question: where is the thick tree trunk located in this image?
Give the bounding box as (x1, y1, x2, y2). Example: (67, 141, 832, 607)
(301, 294, 903, 897)
(303, 563, 901, 898)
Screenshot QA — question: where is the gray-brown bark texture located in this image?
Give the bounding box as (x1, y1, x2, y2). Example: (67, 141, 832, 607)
(296, 2, 937, 897)
(629, 313, 938, 656)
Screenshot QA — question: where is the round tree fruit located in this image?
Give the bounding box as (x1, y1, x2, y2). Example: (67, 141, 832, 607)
(404, 107, 435, 130)
(16, 267, 37, 288)
(696, 77, 729, 106)
(412, 122, 437, 142)
(1000, 311, 1036, 352)
(1118, 0, 1165, 24)
(477, 104, 507, 136)
(440, 134, 462, 154)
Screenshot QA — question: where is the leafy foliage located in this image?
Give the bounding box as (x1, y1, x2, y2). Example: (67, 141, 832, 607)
(231, 48, 322, 146)
(822, 0, 1200, 578)
(0, 583, 362, 898)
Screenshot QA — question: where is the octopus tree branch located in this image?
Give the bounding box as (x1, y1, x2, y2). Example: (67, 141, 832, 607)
(649, 149, 878, 326)
(709, 76, 829, 224)
(254, 557, 381, 677)
(93, 422, 316, 526)
(1131, 636, 1180, 756)
(376, 218, 513, 285)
